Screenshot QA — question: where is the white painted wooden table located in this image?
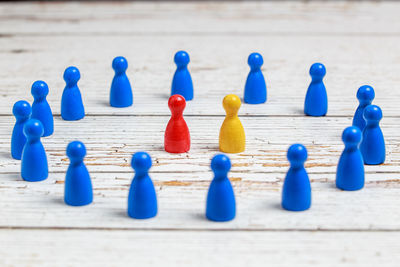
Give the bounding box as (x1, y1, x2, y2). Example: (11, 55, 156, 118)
(0, 1, 400, 266)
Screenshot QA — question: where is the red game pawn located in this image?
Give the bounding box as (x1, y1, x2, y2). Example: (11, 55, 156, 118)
(164, 95, 190, 153)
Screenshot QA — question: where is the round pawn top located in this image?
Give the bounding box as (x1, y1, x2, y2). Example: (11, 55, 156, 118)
(168, 94, 186, 114)
(248, 52, 263, 69)
(31, 80, 49, 99)
(174, 51, 190, 67)
(112, 56, 128, 73)
(211, 154, 231, 176)
(131, 152, 152, 173)
(23, 119, 44, 139)
(63, 66, 81, 85)
(13, 100, 31, 119)
(309, 63, 326, 80)
(287, 144, 308, 165)
(342, 126, 362, 145)
(222, 94, 241, 114)
(363, 104, 382, 122)
(357, 85, 375, 103)
(67, 141, 86, 160)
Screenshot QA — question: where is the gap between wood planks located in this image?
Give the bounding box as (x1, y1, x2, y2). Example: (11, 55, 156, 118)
(2, 32, 400, 37)
(2, 226, 400, 232)
(1, 114, 399, 118)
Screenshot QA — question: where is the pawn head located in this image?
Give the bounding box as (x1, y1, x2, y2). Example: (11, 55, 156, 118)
(363, 105, 382, 122)
(131, 152, 152, 173)
(248, 52, 263, 69)
(357, 85, 375, 104)
(31, 80, 49, 100)
(168, 94, 186, 114)
(63, 66, 81, 85)
(222, 94, 241, 114)
(342, 126, 362, 145)
(112, 56, 128, 73)
(174, 51, 190, 67)
(287, 144, 308, 165)
(23, 119, 44, 139)
(13, 100, 31, 119)
(309, 63, 326, 80)
(67, 141, 86, 160)
(211, 154, 231, 176)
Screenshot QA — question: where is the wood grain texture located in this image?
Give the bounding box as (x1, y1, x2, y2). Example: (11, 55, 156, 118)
(0, 116, 398, 174)
(0, 34, 399, 116)
(1, 229, 400, 267)
(1, 1, 399, 266)
(1, 172, 400, 230)
(0, 2, 400, 35)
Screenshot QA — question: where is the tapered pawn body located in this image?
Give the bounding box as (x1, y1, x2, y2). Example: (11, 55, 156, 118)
(336, 127, 365, 191)
(219, 94, 245, 153)
(164, 94, 190, 153)
(128, 152, 157, 219)
(61, 66, 85, 121)
(282, 144, 311, 211)
(304, 63, 328, 116)
(11, 101, 31, 160)
(31, 81, 54, 136)
(244, 53, 267, 104)
(21, 119, 48, 182)
(110, 56, 133, 107)
(206, 154, 236, 222)
(64, 141, 93, 206)
(171, 51, 193, 101)
(360, 105, 385, 165)
(352, 85, 375, 132)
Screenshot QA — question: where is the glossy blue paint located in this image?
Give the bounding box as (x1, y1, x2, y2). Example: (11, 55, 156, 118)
(282, 144, 311, 211)
(304, 63, 327, 116)
(128, 152, 158, 219)
(64, 141, 93, 206)
(336, 126, 364, 191)
(206, 154, 236, 222)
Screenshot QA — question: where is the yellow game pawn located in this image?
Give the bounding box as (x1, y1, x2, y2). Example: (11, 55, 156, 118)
(219, 94, 245, 153)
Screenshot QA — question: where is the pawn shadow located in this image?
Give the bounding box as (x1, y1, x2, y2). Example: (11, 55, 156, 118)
(98, 100, 110, 107)
(267, 201, 282, 211)
(48, 197, 65, 206)
(0, 151, 12, 160)
(191, 212, 207, 222)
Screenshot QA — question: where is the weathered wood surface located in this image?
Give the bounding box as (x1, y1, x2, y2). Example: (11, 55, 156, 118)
(1, 2, 400, 35)
(2, 172, 400, 230)
(1, 229, 400, 267)
(0, 34, 399, 116)
(1, 1, 400, 266)
(0, 116, 398, 174)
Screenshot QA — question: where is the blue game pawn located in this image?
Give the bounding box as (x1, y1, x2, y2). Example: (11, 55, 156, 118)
(21, 119, 48, 182)
(64, 141, 93, 206)
(61, 66, 85, 121)
(206, 154, 236, 222)
(128, 152, 157, 219)
(352, 85, 375, 132)
(336, 126, 364, 191)
(110, 56, 133, 108)
(282, 144, 311, 211)
(360, 105, 385, 165)
(11, 100, 31, 160)
(244, 52, 267, 104)
(304, 63, 328, 116)
(31, 80, 54, 137)
(171, 51, 193, 101)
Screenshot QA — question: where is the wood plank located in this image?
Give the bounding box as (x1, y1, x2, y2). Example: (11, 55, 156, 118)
(1, 2, 400, 35)
(0, 35, 400, 116)
(1, 171, 400, 230)
(1, 229, 399, 267)
(0, 116, 398, 174)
